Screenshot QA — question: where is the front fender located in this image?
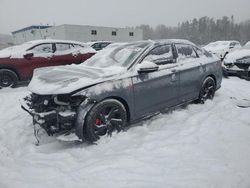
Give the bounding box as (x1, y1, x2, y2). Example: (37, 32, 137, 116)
(75, 99, 95, 140)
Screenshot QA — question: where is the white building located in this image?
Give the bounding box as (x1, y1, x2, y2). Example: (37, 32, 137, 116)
(12, 24, 143, 44)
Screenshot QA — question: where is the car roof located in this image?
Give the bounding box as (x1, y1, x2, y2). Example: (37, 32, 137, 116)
(123, 39, 195, 47)
(207, 40, 240, 45)
(152, 39, 196, 46)
(88, 39, 195, 47)
(24, 39, 86, 46)
(86, 41, 113, 45)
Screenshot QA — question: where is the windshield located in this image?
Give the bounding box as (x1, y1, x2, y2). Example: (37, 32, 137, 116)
(84, 41, 150, 68)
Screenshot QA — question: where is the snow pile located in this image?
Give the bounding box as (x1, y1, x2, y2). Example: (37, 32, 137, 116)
(0, 77, 250, 188)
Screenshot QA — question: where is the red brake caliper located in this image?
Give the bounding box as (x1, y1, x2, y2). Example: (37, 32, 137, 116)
(95, 118, 102, 126)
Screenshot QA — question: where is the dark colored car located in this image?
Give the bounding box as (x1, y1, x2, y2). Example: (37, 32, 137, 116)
(223, 43, 250, 79)
(21, 39, 222, 144)
(0, 39, 96, 88)
(87, 41, 113, 51)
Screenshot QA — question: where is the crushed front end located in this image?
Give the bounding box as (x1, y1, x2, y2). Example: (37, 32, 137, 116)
(21, 93, 86, 144)
(223, 57, 250, 79)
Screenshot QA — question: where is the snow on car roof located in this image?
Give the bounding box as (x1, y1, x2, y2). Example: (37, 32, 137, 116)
(88, 39, 195, 47)
(153, 39, 196, 46)
(205, 40, 240, 47)
(26, 39, 87, 46)
(86, 41, 113, 45)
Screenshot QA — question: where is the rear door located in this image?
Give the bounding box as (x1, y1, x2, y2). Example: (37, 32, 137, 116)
(53, 43, 79, 66)
(72, 44, 95, 64)
(132, 44, 180, 118)
(174, 43, 203, 102)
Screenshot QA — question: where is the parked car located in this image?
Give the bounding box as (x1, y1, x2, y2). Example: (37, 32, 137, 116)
(223, 43, 250, 79)
(87, 41, 113, 51)
(203, 40, 241, 59)
(21, 39, 222, 143)
(0, 39, 96, 88)
(244, 41, 250, 48)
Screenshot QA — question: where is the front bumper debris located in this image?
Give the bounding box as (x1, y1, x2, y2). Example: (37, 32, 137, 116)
(21, 99, 77, 145)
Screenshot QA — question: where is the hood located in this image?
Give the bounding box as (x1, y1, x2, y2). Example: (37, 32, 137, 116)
(28, 64, 126, 95)
(224, 49, 250, 64)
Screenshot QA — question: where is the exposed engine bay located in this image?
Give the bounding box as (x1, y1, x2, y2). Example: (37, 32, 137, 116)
(21, 93, 87, 144)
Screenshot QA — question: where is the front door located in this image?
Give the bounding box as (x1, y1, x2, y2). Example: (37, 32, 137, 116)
(21, 43, 55, 80)
(132, 44, 180, 118)
(53, 43, 79, 66)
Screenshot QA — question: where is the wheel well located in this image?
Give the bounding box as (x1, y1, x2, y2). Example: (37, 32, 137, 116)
(0, 68, 20, 81)
(104, 96, 130, 122)
(206, 74, 217, 88)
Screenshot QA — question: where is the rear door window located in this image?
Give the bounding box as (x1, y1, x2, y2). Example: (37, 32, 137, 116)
(175, 44, 197, 59)
(56, 43, 71, 51)
(55, 43, 74, 55)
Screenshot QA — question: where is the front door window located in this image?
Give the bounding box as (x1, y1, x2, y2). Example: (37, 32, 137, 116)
(143, 45, 174, 65)
(30, 43, 53, 57)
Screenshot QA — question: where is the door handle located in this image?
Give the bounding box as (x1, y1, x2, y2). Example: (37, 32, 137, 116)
(171, 69, 177, 73)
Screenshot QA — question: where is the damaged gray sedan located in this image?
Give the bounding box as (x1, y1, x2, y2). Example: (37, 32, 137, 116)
(21, 40, 222, 144)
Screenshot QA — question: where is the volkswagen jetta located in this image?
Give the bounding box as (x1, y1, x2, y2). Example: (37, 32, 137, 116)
(21, 39, 222, 143)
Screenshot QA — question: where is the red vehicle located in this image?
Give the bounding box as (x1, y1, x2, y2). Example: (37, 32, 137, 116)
(0, 39, 96, 88)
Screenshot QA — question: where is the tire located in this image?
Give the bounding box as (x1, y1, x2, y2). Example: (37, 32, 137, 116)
(83, 99, 128, 142)
(0, 69, 18, 88)
(197, 77, 216, 104)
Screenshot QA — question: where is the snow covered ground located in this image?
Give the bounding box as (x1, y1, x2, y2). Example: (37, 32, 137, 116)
(0, 77, 250, 188)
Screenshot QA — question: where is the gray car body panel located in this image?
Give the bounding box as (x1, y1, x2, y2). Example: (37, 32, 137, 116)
(29, 39, 222, 135)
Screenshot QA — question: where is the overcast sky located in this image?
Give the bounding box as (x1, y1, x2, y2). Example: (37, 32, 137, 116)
(0, 0, 250, 34)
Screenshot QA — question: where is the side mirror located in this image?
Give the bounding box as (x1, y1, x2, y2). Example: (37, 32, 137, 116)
(136, 61, 159, 73)
(23, 52, 34, 59)
(156, 58, 176, 65)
